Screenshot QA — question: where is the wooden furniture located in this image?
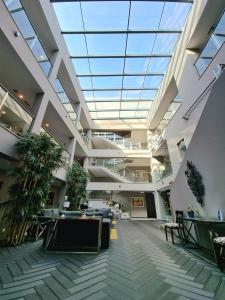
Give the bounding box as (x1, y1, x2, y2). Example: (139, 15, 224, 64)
(44, 216, 102, 253)
(165, 211, 185, 244)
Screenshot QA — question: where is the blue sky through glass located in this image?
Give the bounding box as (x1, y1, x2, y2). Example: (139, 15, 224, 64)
(53, 1, 192, 120)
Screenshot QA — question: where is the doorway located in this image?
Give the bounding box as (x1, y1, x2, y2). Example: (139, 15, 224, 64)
(145, 192, 157, 218)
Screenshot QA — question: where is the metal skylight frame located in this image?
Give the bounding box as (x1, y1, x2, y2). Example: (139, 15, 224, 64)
(52, 0, 192, 120)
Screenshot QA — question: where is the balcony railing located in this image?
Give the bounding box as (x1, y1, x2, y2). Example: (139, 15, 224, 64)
(0, 85, 33, 136)
(90, 158, 151, 183)
(152, 165, 172, 182)
(93, 132, 148, 150)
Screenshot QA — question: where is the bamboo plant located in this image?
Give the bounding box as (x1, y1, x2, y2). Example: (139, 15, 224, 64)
(7, 132, 64, 245)
(66, 161, 89, 210)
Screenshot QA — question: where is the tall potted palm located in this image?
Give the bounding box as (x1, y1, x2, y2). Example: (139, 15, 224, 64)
(66, 161, 89, 210)
(7, 132, 64, 245)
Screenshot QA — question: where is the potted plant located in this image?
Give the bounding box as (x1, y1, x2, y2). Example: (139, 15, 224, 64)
(187, 204, 195, 218)
(66, 161, 89, 210)
(6, 132, 64, 245)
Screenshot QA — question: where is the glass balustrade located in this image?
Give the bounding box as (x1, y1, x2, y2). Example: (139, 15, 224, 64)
(152, 165, 172, 182)
(93, 131, 148, 150)
(4, 0, 52, 76)
(91, 158, 151, 183)
(0, 85, 33, 136)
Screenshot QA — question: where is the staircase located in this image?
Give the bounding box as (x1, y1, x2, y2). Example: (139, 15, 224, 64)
(88, 165, 133, 183)
(92, 132, 148, 150)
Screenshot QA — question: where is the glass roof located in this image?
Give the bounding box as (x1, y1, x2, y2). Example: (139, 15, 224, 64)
(52, 1, 192, 120)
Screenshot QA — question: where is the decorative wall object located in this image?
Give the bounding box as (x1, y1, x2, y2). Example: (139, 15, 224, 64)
(131, 197, 144, 207)
(185, 160, 205, 207)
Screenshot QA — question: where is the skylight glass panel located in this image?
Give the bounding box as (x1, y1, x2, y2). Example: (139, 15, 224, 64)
(54, 78, 64, 93)
(92, 77, 123, 89)
(95, 102, 120, 111)
(72, 59, 90, 75)
(64, 103, 74, 112)
(53, 2, 83, 31)
(123, 76, 145, 89)
(214, 12, 225, 35)
(63, 34, 87, 56)
(69, 112, 77, 120)
(122, 90, 141, 100)
(147, 57, 171, 73)
(87, 102, 96, 111)
(79, 77, 93, 90)
(160, 3, 191, 30)
(201, 35, 225, 58)
(120, 111, 136, 118)
(83, 91, 94, 101)
(94, 91, 121, 101)
(81, 1, 129, 31)
(153, 34, 180, 54)
(97, 111, 119, 119)
(90, 111, 97, 119)
(86, 34, 126, 55)
(137, 101, 153, 109)
(11, 10, 35, 39)
(4, 0, 22, 11)
(143, 76, 163, 89)
(140, 90, 157, 100)
(127, 34, 155, 55)
(124, 58, 150, 74)
(136, 111, 148, 118)
(89, 58, 124, 74)
(121, 102, 138, 110)
(129, 2, 163, 30)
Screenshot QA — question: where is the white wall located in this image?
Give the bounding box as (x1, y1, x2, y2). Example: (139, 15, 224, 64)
(111, 191, 147, 218)
(170, 69, 225, 218)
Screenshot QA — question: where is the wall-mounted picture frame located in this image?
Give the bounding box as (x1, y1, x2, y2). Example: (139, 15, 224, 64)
(131, 197, 144, 207)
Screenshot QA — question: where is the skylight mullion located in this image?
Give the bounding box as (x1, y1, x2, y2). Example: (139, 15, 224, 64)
(120, 1, 131, 119)
(77, 73, 164, 77)
(62, 29, 182, 34)
(82, 88, 158, 91)
(70, 54, 172, 59)
(79, 2, 97, 113)
(51, 1, 194, 3)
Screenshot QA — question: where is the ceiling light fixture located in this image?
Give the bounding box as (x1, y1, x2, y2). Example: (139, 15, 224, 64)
(45, 123, 49, 127)
(18, 94, 24, 99)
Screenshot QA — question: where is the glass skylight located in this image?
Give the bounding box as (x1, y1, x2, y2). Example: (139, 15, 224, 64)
(52, 0, 192, 120)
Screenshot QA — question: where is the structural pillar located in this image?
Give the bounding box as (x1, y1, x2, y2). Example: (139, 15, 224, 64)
(30, 94, 49, 134)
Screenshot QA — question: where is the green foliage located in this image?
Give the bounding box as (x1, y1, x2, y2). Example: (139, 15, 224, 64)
(8, 132, 64, 223)
(67, 161, 89, 210)
(185, 160, 205, 207)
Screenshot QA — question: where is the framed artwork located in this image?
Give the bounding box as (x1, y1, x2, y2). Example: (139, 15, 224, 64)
(131, 197, 144, 207)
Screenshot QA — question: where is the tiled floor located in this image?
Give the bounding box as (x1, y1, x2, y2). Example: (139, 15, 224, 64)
(0, 220, 225, 300)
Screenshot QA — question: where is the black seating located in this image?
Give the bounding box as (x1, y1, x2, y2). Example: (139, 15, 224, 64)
(165, 210, 185, 244)
(59, 210, 82, 217)
(101, 218, 111, 249)
(209, 230, 225, 272)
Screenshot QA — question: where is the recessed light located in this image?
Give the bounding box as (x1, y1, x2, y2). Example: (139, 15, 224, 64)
(18, 94, 24, 99)
(45, 123, 49, 127)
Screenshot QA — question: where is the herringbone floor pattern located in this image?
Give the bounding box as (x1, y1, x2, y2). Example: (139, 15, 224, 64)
(0, 221, 225, 300)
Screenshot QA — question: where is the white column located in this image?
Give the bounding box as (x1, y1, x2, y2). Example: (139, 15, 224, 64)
(49, 51, 62, 84)
(68, 137, 76, 166)
(154, 191, 162, 220)
(30, 94, 49, 134)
